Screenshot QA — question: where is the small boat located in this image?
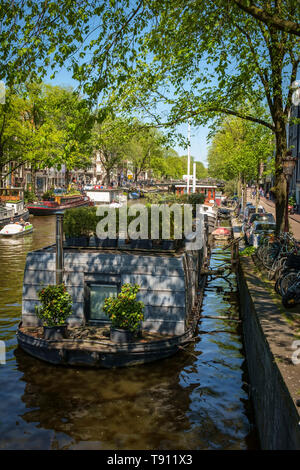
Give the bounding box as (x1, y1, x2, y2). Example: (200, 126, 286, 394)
(128, 191, 140, 200)
(0, 222, 33, 237)
(212, 227, 231, 240)
(0, 188, 30, 228)
(27, 194, 92, 216)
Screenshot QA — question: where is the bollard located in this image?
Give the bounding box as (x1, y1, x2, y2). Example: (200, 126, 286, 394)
(56, 211, 64, 285)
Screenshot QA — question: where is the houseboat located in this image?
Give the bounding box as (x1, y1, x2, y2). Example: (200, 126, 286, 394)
(84, 188, 125, 206)
(0, 188, 29, 228)
(27, 194, 92, 216)
(17, 213, 208, 368)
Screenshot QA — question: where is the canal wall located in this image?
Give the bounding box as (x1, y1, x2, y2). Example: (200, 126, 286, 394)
(238, 256, 300, 450)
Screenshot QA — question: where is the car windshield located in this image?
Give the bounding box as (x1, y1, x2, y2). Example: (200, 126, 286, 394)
(250, 213, 275, 223)
(254, 223, 276, 231)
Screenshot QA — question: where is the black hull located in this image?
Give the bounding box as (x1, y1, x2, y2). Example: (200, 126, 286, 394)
(17, 326, 196, 368)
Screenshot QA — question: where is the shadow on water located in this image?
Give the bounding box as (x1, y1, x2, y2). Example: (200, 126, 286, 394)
(0, 218, 259, 449)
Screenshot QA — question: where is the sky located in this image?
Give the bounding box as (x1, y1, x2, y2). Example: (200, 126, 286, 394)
(45, 69, 210, 168)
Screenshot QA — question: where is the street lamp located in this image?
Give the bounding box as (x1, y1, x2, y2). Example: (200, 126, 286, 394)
(282, 151, 297, 232)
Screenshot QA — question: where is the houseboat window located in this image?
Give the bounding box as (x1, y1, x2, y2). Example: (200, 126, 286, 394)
(89, 283, 118, 322)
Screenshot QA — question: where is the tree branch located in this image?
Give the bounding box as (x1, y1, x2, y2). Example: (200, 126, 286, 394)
(231, 0, 300, 36)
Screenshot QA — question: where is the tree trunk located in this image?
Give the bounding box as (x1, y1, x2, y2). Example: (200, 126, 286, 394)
(274, 122, 287, 234)
(255, 181, 259, 212)
(242, 176, 247, 214)
(106, 169, 111, 186)
(237, 174, 241, 199)
(65, 168, 70, 188)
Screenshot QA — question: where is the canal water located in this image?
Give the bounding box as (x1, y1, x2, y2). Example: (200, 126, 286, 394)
(0, 216, 258, 449)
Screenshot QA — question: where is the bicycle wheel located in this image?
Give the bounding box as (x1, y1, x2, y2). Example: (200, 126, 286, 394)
(282, 285, 300, 308)
(279, 271, 298, 296)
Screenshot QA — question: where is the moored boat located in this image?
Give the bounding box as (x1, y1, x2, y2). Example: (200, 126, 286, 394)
(0, 188, 29, 228)
(17, 208, 207, 368)
(27, 194, 92, 215)
(212, 227, 232, 240)
(0, 222, 33, 237)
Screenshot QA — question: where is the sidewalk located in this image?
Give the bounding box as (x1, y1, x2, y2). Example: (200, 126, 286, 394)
(248, 192, 300, 240)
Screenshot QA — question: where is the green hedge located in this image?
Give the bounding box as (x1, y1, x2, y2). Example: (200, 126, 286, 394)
(63, 204, 198, 240)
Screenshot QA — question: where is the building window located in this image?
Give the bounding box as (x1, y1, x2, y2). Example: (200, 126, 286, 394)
(85, 283, 118, 324)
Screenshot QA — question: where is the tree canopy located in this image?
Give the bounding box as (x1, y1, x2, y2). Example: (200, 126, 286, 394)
(0, 83, 94, 184)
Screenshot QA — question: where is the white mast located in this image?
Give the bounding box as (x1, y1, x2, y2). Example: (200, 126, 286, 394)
(192, 162, 196, 193)
(187, 120, 191, 194)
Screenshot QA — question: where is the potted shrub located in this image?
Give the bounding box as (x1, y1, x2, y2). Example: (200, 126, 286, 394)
(103, 283, 144, 343)
(89, 206, 119, 248)
(64, 207, 92, 247)
(42, 189, 55, 201)
(35, 283, 73, 340)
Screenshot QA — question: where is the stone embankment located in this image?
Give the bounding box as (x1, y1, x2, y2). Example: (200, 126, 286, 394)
(238, 255, 300, 450)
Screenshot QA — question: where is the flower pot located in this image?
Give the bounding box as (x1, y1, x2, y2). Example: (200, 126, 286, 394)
(161, 240, 177, 250)
(91, 236, 118, 248)
(65, 236, 77, 247)
(130, 239, 153, 250)
(73, 236, 89, 247)
(65, 236, 89, 247)
(110, 327, 133, 343)
(99, 238, 118, 248)
(43, 325, 67, 340)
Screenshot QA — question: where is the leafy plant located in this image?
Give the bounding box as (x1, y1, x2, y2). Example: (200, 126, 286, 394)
(64, 206, 95, 238)
(103, 283, 144, 333)
(42, 189, 55, 200)
(289, 196, 296, 206)
(24, 190, 37, 204)
(67, 189, 81, 196)
(35, 284, 73, 327)
(241, 246, 256, 257)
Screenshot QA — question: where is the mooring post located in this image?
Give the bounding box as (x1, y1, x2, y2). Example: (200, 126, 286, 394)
(56, 211, 64, 285)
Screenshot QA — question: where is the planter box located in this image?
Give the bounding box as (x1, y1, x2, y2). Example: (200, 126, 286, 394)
(65, 236, 89, 247)
(130, 239, 153, 250)
(92, 237, 118, 248)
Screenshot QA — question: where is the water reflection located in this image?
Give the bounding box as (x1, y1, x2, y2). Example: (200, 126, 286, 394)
(0, 217, 258, 449)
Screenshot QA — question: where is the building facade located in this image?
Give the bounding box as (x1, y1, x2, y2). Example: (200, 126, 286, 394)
(288, 104, 300, 209)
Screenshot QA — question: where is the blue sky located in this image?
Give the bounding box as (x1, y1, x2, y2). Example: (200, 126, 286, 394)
(45, 69, 210, 167)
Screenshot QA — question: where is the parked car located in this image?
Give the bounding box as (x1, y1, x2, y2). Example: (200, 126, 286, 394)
(238, 201, 255, 220)
(245, 221, 276, 247)
(242, 212, 275, 235)
(243, 205, 265, 223)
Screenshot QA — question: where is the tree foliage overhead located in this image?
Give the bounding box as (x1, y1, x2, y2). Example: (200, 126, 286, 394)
(207, 113, 274, 182)
(65, 0, 297, 232)
(1, 1, 299, 230)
